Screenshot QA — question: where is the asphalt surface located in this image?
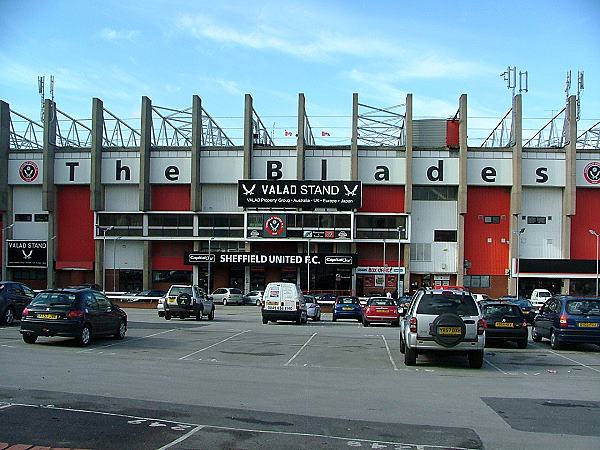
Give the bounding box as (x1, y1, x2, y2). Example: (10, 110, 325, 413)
(0, 305, 599, 449)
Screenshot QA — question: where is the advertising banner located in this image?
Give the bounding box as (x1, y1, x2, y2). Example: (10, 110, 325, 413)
(7, 240, 48, 268)
(185, 252, 357, 267)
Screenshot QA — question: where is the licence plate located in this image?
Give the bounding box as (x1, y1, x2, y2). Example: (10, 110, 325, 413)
(578, 322, 599, 328)
(438, 326, 461, 335)
(494, 322, 514, 328)
(343, 307, 353, 310)
(37, 313, 58, 320)
(167, 297, 177, 305)
(376, 308, 388, 312)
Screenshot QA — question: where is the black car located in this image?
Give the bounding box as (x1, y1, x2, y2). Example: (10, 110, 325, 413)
(532, 296, 600, 349)
(0, 281, 36, 325)
(498, 295, 535, 323)
(482, 302, 529, 348)
(20, 288, 127, 346)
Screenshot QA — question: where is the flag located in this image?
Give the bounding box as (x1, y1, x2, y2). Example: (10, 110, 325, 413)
(284, 130, 293, 136)
(321, 131, 330, 137)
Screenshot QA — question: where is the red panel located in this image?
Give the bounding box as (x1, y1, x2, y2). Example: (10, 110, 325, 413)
(464, 187, 510, 275)
(357, 243, 403, 267)
(151, 185, 190, 211)
(152, 241, 191, 271)
(571, 189, 600, 259)
(359, 186, 404, 213)
(56, 186, 95, 269)
(446, 120, 459, 148)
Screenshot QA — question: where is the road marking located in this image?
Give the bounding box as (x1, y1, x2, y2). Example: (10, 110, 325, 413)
(285, 332, 317, 366)
(484, 358, 509, 375)
(0, 403, 13, 410)
(546, 349, 600, 373)
(78, 329, 177, 353)
(156, 425, 204, 450)
(381, 335, 398, 371)
(178, 330, 250, 360)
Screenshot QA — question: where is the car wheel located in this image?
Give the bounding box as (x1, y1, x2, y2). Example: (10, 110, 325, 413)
(400, 335, 406, 354)
(363, 319, 369, 327)
(208, 307, 215, 321)
(550, 330, 561, 350)
(2, 306, 15, 326)
(256, 299, 261, 306)
(22, 333, 37, 344)
(114, 320, 127, 340)
(531, 326, 542, 342)
(195, 308, 203, 321)
(78, 324, 92, 347)
(468, 350, 484, 369)
(332, 314, 336, 322)
(223, 298, 228, 306)
(165, 313, 171, 320)
(262, 316, 268, 324)
(404, 346, 417, 366)
(517, 339, 527, 349)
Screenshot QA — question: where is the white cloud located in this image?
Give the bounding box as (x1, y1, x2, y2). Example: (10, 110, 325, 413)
(98, 28, 138, 42)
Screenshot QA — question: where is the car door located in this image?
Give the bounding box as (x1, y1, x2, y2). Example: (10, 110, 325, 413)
(537, 299, 555, 338)
(93, 292, 116, 334)
(11, 284, 30, 317)
(83, 292, 103, 333)
(197, 286, 212, 313)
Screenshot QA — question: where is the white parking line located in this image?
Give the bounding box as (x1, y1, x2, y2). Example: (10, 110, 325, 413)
(484, 358, 509, 375)
(546, 349, 600, 374)
(156, 425, 205, 450)
(0, 403, 13, 410)
(78, 328, 177, 353)
(178, 330, 251, 360)
(381, 335, 398, 371)
(285, 332, 317, 366)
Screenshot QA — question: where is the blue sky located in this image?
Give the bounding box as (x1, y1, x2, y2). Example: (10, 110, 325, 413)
(0, 0, 598, 145)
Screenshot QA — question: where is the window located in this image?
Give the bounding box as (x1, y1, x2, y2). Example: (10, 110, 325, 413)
(412, 186, 458, 201)
(410, 243, 432, 262)
(34, 214, 49, 222)
(464, 276, 490, 288)
(15, 214, 32, 222)
(484, 216, 500, 224)
(527, 216, 547, 225)
(434, 230, 457, 242)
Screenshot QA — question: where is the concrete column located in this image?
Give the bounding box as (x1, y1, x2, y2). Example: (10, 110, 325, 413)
(143, 241, 151, 290)
(139, 96, 152, 212)
(351, 93, 359, 180)
(0, 101, 9, 212)
(296, 93, 306, 180)
(191, 95, 203, 211)
(90, 98, 104, 211)
(456, 94, 468, 287)
(193, 240, 200, 286)
(243, 94, 253, 180)
(42, 99, 57, 288)
(403, 94, 413, 293)
(562, 95, 577, 294)
(509, 95, 523, 295)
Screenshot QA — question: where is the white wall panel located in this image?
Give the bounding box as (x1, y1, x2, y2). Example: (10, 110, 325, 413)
(200, 155, 244, 183)
(12, 186, 47, 239)
(251, 156, 297, 180)
(201, 184, 240, 212)
(102, 155, 140, 184)
(467, 158, 512, 185)
(105, 239, 143, 270)
(358, 157, 406, 185)
(522, 159, 565, 186)
(8, 158, 43, 185)
(412, 158, 459, 185)
(150, 155, 191, 183)
(54, 153, 91, 184)
(519, 187, 562, 259)
(104, 185, 139, 211)
(305, 156, 351, 180)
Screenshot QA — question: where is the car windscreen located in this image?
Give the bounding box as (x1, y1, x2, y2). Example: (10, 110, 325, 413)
(337, 297, 358, 304)
(30, 292, 78, 307)
(368, 298, 395, 306)
(483, 304, 523, 318)
(416, 292, 479, 316)
(566, 299, 600, 315)
(169, 287, 192, 296)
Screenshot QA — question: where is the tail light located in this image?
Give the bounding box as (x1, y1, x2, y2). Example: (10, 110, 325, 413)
(67, 309, 85, 319)
(22, 307, 29, 318)
(522, 320, 528, 328)
(295, 301, 299, 310)
(559, 314, 568, 328)
(477, 318, 486, 335)
(409, 317, 417, 333)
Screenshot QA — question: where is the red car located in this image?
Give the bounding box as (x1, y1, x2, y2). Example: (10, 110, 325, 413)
(363, 297, 400, 327)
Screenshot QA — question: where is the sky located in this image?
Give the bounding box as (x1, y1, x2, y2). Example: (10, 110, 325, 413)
(0, 0, 598, 146)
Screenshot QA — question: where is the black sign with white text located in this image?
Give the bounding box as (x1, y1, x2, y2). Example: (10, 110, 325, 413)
(238, 180, 362, 209)
(185, 252, 357, 267)
(7, 240, 47, 268)
(184, 253, 216, 264)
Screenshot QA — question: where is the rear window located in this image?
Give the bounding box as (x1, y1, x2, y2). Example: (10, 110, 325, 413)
(483, 304, 523, 318)
(30, 292, 78, 307)
(368, 298, 395, 306)
(539, 292, 551, 298)
(230, 288, 243, 295)
(566, 299, 600, 315)
(169, 286, 192, 296)
(416, 292, 479, 316)
(337, 297, 359, 304)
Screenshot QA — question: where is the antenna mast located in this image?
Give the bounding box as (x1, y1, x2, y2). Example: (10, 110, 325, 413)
(37, 75, 55, 121)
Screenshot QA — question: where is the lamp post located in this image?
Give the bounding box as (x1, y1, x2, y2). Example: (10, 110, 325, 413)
(99, 225, 114, 292)
(208, 237, 214, 295)
(397, 226, 404, 295)
(589, 229, 599, 296)
(113, 236, 123, 293)
(307, 238, 311, 294)
(2, 223, 15, 281)
(513, 227, 525, 297)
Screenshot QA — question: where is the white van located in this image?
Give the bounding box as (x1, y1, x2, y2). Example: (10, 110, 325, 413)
(530, 289, 552, 311)
(261, 282, 307, 324)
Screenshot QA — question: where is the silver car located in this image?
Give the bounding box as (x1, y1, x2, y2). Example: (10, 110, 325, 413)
(304, 295, 321, 321)
(211, 287, 244, 305)
(244, 290, 264, 306)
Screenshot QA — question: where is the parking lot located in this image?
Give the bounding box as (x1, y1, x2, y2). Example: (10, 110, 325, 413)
(1, 306, 599, 449)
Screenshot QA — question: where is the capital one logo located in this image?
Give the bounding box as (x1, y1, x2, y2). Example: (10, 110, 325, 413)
(584, 162, 600, 184)
(19, 161, 39, 182)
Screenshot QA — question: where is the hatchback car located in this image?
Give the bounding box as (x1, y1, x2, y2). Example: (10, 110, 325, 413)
(498, 295, 535, 323)
(304, 295, 321, 321)
(244, 290, 264, 306)
(20, 288, 127, 346)
(363, 297, 399, 327)
(532, 296, 600, 349)
(482, 302, 528, 348)
(0, 281, 36, 325)
(211, 287, 244, 305)
(400, 287, 485, 368)
(332, 296, 362, 322)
